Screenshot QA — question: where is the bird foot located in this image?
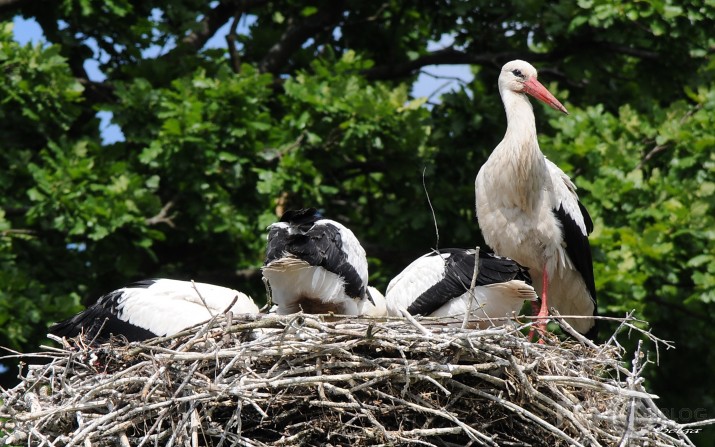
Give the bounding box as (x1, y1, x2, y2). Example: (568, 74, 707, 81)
(527, 325, 547, 344)
(527, 309, 550, 344)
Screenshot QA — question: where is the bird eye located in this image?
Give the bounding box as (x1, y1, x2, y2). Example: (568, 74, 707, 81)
(512, 69, 525, 79)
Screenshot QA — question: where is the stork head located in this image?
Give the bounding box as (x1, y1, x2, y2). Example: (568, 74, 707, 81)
(499, 60, 568, 114)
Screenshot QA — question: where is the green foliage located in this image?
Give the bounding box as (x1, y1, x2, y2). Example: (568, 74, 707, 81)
(259, 51, 433, 252)
(113, 65, 279, 260)
(0, 25, 85, 351)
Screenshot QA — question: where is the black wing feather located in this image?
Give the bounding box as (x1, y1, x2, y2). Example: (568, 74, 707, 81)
(406, 249, 531, 316)
(477, 251, 533, 286)
(49, 289, 157, 343)
(554, 203, 597, 308)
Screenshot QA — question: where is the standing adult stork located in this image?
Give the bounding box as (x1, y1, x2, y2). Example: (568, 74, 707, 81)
(262, 208, 381, 316)
(49, 279, 260, 342)
(385, 248, 537, 327)
(475, 60, 597, 337)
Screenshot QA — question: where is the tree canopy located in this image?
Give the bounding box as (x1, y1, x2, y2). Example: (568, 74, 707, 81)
(1, 1, 714, 442)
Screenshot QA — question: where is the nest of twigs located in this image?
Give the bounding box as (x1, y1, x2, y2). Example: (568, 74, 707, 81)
(0, 313, 703, 446)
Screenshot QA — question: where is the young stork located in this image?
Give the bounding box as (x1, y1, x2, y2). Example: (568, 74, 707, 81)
(49, 279, 260, 342)
(475, 60, 597, 337)
(385, 248, 537, 327)
(262, 208, 380, 316)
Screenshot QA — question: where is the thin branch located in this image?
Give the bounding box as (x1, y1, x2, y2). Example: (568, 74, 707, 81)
(637, 144, 668, 169)
(0, 228, 35, 237)
(225, 12, 243, 74)
(462, 246, 480, 329)
(169, 0, 267, 58)
(598, 42, 660, 60)
(422, 167, 439, 251)
(77, 78, 117, 105)
(145, 200, 176, 228)
(179, 0, 238, 52)
(364, 41, 661, 81)
(419, 69, 472, 84)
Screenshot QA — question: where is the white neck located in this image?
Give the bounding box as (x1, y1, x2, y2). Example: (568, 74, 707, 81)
(500, 89, 538, 152)
(491, 89, 548, 212)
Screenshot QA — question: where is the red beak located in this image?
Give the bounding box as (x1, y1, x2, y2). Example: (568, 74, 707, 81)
(524, 78, 568, 114)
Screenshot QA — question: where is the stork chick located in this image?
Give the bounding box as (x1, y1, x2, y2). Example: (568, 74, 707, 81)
(49, 279, 259, 342)
(385, 248, 537, 328)
(263, 208, 379, 316)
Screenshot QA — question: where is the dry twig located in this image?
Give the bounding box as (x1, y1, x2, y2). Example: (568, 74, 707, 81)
(0, 314, 705, 446)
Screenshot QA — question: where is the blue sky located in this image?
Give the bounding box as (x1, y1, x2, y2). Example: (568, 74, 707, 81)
(11, 15, 473, 145)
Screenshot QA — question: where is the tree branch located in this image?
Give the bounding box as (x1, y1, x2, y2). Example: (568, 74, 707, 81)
(0, 0, 23, 14)
(145, 200, 176, 228)
(362, 48, 524, 80)
(648, 295, 714, 324)
(163, 0, 268, 61)
(363, 40, 661, 81)
(636, 144, 668, 169)
(225, 12, 243, 74)
(259, 1, 346, 74)
(180, 0, 237, 52)
(77, 78, 116, 104)
(598, 42, 660, 61)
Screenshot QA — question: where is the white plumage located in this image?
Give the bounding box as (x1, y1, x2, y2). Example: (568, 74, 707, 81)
(262, 208, 381, 316)
(475, 60, 597, 336)
(49, 278, 260, 342)
(385, 249, 537, 328)
(360, 286, 387, 317)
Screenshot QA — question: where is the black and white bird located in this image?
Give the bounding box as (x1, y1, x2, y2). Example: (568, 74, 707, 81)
(385, 248, 537, 327)
(363, 286, 387, 317)
(262, 208, 381, 316)
(49, 279, 260, 342)
(475, 60, 597, 336)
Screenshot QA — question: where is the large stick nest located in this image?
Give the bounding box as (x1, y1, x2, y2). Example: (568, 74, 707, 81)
(0, 314, 702, 446)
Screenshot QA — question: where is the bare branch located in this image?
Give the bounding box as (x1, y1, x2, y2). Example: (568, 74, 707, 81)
(164, 0, 268, 62)
(598, 42, 660, 61)
(363, 41, 661, 81)
(363, 48, 518, 80)
(180, 0, 237, 52)
(259, 1, 347, 74)
(225, 12, 243, 74)
(145, 201, 176, 228)
(637, 144, 668, 169)
(77, 78, 116, 104)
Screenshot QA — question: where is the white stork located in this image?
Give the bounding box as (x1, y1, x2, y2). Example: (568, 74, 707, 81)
(385, 248, 537, 327)
(262, 208, 382, 316)
(49, 278, 260, 342)
(475, 60, 597, 337)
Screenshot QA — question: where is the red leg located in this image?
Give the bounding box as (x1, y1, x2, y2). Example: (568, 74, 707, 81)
(537, 267, 550, 325)
(528, 267, 550, 342)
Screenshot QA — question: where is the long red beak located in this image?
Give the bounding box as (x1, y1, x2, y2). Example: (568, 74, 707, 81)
(524, 78, 568, 114)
